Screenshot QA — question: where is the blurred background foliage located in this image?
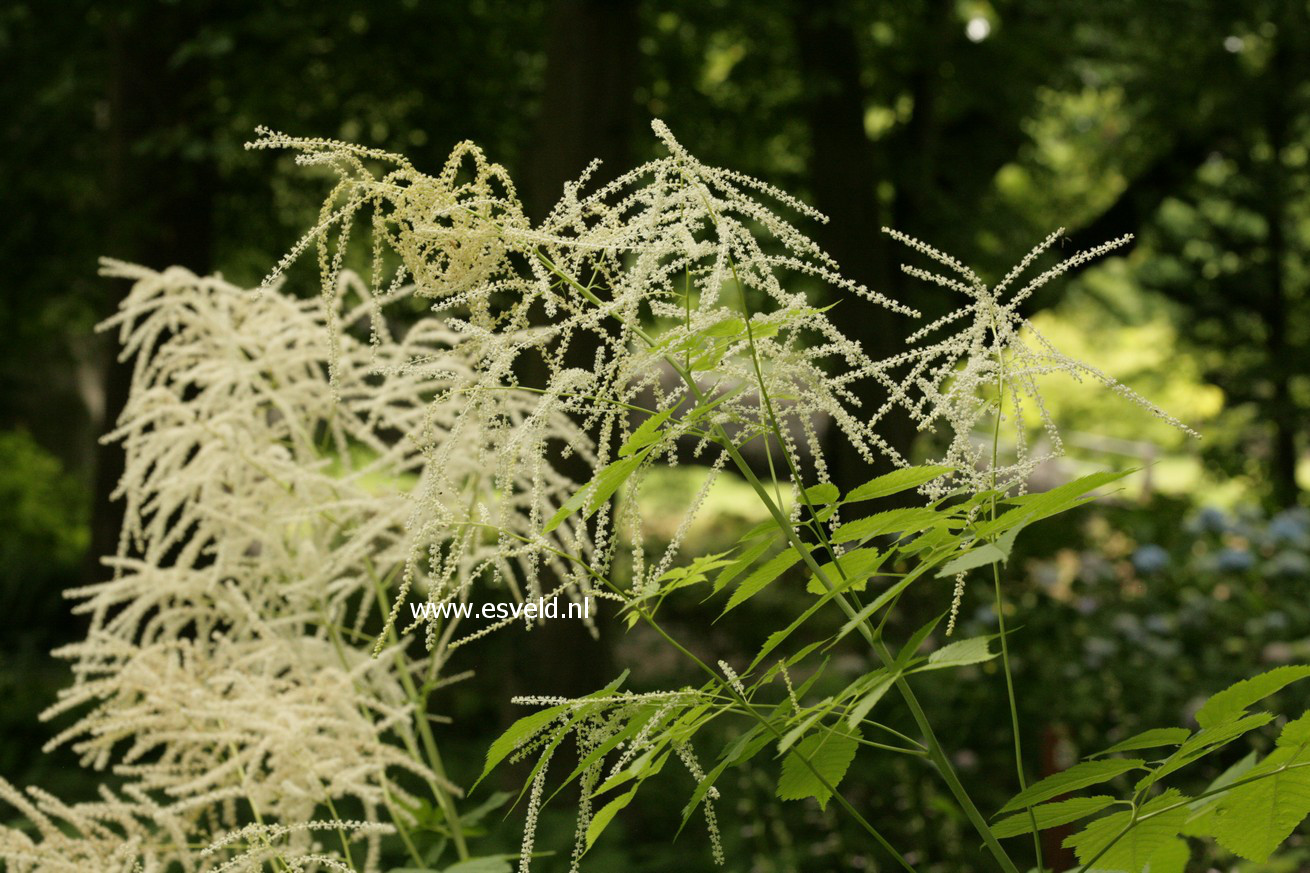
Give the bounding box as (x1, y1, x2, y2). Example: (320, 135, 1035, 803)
(1, 0, 1308, 870)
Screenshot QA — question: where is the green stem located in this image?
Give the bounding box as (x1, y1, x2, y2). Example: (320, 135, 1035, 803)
(987, 318, 1042, 871)
(367, 563, 470, 861)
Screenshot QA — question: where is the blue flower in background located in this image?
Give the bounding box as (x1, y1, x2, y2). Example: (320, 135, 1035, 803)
(1132, 544, 1170, 574)
(1214, 547, 1255, 573)
(1188, 506, 1228, 535)
(1268, 509, 1310, 548)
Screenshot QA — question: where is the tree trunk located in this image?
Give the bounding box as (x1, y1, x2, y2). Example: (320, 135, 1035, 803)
(513, 0, 639, 701)
(1260, 19, 1301, 509)
(88, 4, 216, 583)
(791, 0, 918, 493)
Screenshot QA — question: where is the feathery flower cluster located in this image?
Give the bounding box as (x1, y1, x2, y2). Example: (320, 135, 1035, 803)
(0, 261, 592, 870)
(234, 124, 1196, 868)
(247, 121, 931, 598)
(878, 227, 1198, 499)
(0, 118, 1200, 871)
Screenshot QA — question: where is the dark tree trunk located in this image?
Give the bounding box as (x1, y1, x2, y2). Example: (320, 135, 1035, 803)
(791, 0, 918, 492)
(513, 0, 639, 701)
(88, 5, 216, 583)
(1260, 19, 1301, 509)
(525, 0, 639, 223)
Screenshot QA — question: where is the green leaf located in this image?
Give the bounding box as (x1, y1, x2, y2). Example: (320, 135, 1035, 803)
(679, 758, 730, 827)
(593, 748, 669, 798)
(1210, 742, 1310, 862)
(442, 860, 514, 873)
(749, 601, 829, 672)
(999, 759, 1146, 815)
(991, 521, 1027, 560)
(721, 546, 807, 615)
(720, 725, 770, 768)
(832, 507, 943, 545)
(895, 615, 944, 666)
(477, 704, 567, 786)
(1142, 837, 1190, 873)
(657, 552, 735, 592)
(1195, 666, 1310, 729)
(1064, 789, 1189, 872)
(712, 538, 773, 593)
(543, 450, 650, 532)
(992, 795, 1116, 839)
(1140, 712, 1274, 792)
(934, 543, 1007, 578)
(1279, 711, 1310, 748)
(1091, 728, 1191, 759)
(844, 465, 953, 503)
(845, 672, 896, 729)
(805, 547, 884, 595)
(802, 482, 840, 505)
(919, 636, 996, 671)
(585, 787, 638, 851)
(703, 316, 746, 338)
(619, 408, 674, 457)
(1182, 751, 1257, 837)
(586, 452, 649, 515)
(544, 488, 589, 535)
(776, 730, 860, 811)
(972, 470, 1131, 542)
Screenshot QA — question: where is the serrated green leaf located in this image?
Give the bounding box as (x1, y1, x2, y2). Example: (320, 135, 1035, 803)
(896, 615, 944, 667)
(844, 466, 954, 503)
(703, 316, 746, 338)
(776, 730, 860, 811)
(832, 507, 943, 545)
(1091, 728, 1191, 759)
(845, 672, 896, 729)
(544, 489, 589, 535)
(1182, 751, 1257, 837)
(586, 451, 649, 515)
(593, 748, 670, 799)
(972, 470, 1131, 542)
(441, 859, 514, 873)
(656, 551, 735, 592)
(805, 547, 884, 595)
(749, 604, 828, 672)
(1144, 836, 1190, 873)
(1064, 789, 1189, 872)
(477, 705, 567, 786)
(721, 546, 806, 614)
(712, 537, 773, 593)
(1140, 712, 1274, 792)
(585, 787, 638, 851)
(999, 759, 1146, 815)
(992, 521, 1027, 560)
(993, 795, 1117, 839)
(1196, 666, 1310, 729)
(934, 543, 1007, 578)
(679, 758, 730, 828)
(1210, 742, 1310, 862)
(919, 636, 996, 671)
(802, 482, 840, 505)
(1278, 711, 1310, 748)
(720, 724, 770, 768)
(619, 408, 674, 457)
(544, 450, 650, 533)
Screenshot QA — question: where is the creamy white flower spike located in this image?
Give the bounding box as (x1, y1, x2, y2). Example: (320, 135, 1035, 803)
(880, 227, 1197, 499)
